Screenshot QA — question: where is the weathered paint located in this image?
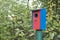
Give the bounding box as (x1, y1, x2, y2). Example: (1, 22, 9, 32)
(40, 8, 46, 30)
(32, 10, 40, 30)
(32, 8, 46, 30)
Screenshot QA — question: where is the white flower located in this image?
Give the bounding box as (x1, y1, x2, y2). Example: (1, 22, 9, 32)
(8, 15, 11, 18)
(12, 14, 15, 17)
(8, 15, 13, 20)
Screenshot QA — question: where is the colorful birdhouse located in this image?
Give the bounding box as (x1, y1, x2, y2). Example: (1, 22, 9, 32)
(32, 8, 46, 30)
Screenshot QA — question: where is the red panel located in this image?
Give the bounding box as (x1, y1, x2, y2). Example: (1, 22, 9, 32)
(33, 10, 40, 30)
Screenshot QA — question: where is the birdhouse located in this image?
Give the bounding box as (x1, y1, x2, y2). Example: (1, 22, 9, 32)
(32, 8, 46, 30)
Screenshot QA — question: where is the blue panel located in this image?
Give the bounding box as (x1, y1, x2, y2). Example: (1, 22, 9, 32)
(40, 8, 46, 30)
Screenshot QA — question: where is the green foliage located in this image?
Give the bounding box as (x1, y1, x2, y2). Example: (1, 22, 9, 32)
(0, 0, 60, 40)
